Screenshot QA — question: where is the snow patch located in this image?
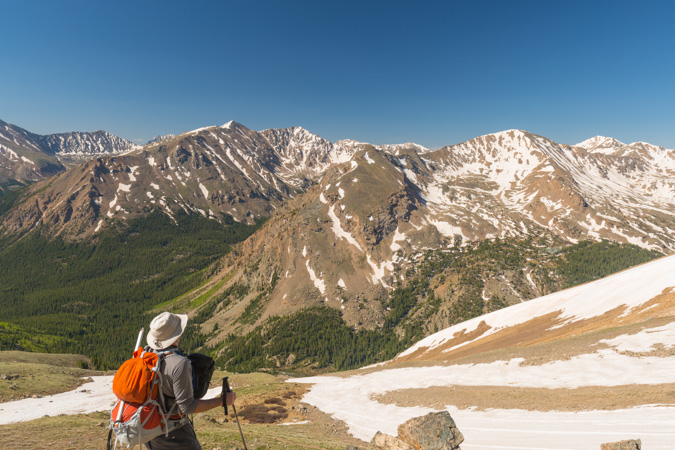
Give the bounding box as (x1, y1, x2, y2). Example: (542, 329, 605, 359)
(390, 227, 406, 252)
(199, 183, 209, 199)
(328, 205, 363, 252)
(429, 219, 466, 241)
(0, 376, 116, 425)
(599, 320, 675, 353)
(366, 255, 393, 288)
(0, 377, 222, 426)
(305, 260, 326, 295)
(128, 166, 139, 182)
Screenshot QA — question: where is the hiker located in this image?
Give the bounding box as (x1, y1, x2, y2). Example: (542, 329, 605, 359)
(144, 312, 236, 450)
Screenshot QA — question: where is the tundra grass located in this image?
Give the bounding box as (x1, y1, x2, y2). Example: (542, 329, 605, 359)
(0, 351, 101, 402)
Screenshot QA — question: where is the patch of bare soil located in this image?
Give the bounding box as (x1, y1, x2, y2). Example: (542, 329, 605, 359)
(374, 383, 675, 412)
(200, 380, 365, 446)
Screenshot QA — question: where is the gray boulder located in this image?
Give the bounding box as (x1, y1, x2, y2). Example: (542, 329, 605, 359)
(367, 411, 464, 450)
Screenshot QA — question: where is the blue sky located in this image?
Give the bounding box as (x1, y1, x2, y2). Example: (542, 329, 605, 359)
(2, 0, 675, 148)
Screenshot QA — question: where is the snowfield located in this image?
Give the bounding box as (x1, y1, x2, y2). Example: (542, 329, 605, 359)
(291, 255, 675, 449)
(290, 366, 675, 449)
(398, 254, 675, 360)
(0, 376, 115, 425)
(0, 377, 221, 426)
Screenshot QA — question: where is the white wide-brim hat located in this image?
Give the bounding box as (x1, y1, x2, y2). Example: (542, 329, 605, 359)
(147, 312, 188, 350)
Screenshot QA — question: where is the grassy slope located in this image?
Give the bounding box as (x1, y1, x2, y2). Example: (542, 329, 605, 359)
(0, 351, 100, 402)
(0, 357, 360, 450)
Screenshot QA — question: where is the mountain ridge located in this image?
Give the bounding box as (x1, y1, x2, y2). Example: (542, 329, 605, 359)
(0, 119, 137, 185)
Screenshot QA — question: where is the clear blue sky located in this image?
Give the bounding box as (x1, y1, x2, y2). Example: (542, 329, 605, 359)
(2, 0, 675, 148)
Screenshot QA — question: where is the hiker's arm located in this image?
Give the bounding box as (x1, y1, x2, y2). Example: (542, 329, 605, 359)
(194, 391, 236, 414)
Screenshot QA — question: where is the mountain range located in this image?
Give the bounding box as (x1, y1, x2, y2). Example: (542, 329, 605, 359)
(0, 118, 673, 363)
(2, 120, 674, 246)
(0, 119, 137, 186)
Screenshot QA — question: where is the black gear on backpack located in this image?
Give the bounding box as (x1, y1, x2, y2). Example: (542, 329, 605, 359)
(187, 353, 215, 399)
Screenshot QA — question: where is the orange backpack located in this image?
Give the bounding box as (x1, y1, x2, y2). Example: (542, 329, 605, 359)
(107, 348, 186, 450)
(113, 348, 160, 403)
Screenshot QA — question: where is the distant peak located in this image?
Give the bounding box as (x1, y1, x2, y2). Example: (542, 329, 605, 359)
(492, 129, 529, 138)
(627, 141, 662, 149)
(464, 129, 533, 144)
(146, 134, 175, 145)
(378, 142, 429, 153)
(220, 121, 252, 132)
(261, 125, 323, 140)
(575, 136, 625, 152)
(186, 125, 217, 135)
(335, 139, 370, 148)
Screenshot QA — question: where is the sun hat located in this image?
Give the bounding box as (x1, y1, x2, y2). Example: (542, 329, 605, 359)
(147, 312, 189, 350)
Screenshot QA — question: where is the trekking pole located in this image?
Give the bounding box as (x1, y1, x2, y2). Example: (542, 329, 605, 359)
(134, 327, 145, 351)
(223, 377, 248, 450)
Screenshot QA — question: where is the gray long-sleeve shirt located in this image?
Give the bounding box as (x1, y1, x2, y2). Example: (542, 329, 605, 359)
(150, 346, 197, 416)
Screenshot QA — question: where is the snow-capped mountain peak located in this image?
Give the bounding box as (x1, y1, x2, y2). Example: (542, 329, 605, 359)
(146, 134, 175, 144)
(575, 136, 626, 153)
(0, 119, 136, 183)
(378, 142, 429, 154)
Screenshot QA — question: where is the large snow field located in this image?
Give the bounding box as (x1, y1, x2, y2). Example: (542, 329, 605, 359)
(291, 361, 675, 448)
(447, 406, 675, 450)
(0, 375, 115, 425)
(398, 254, 675, 359)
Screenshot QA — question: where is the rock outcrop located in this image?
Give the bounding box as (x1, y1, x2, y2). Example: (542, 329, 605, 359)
(367, 411, 464, 450)
(600, 439, 641, 450)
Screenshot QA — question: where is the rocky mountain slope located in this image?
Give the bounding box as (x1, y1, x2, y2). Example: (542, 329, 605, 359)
(193, 128, 675, 342)
(0, 121, 370, 238)
(0, 119, 136, 185)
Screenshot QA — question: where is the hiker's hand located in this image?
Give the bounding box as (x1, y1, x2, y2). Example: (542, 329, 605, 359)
(224, 391, 236, 406)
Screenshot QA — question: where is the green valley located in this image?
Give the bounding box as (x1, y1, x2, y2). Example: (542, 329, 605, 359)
(0, 210, 262, 369)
